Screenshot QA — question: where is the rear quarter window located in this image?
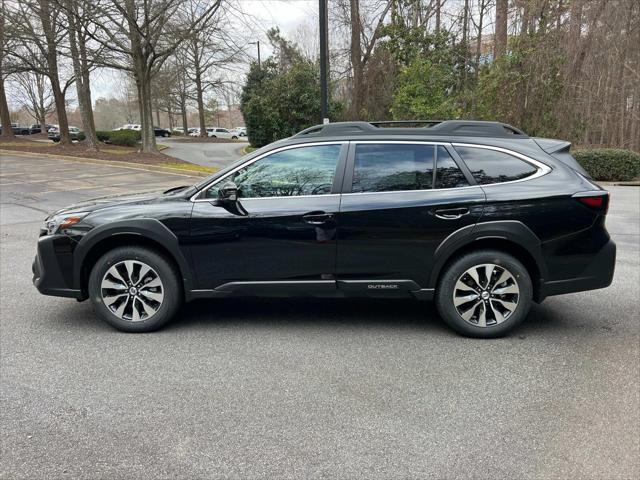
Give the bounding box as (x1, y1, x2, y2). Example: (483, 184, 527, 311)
(454, 146, 538, 184)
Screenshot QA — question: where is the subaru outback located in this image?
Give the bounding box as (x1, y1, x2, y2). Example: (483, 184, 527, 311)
(33, 120, 616, 337)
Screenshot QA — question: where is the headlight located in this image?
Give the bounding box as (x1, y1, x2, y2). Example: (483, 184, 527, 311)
(43, 212, 89, 235)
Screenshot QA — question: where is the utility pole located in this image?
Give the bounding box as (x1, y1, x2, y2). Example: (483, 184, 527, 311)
(250, 41, 261, 73)
(319, 0, 329, 124)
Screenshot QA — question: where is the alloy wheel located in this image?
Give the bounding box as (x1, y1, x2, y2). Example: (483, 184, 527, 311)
(100, 260, 164, 322)
(452, 263, 520, 327)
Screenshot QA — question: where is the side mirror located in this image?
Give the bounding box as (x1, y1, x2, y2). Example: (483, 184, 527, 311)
(216, 181, 248, 216)
(219, 181, 238, 201)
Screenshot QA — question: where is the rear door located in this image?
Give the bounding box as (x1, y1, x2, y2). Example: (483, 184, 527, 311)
(336, 141, 485, 294)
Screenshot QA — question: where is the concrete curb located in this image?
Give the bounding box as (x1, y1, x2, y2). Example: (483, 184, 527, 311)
(0, 149, 211, 177)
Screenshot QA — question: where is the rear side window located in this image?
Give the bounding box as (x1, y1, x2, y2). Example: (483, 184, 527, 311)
(455, 146, 538, 184)
(352, 144, 469, 192)
(352, 144, 434, 192)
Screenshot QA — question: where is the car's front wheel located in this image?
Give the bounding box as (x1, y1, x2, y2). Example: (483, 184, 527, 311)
(88, 246, 182, 332)
(435, 250, 532, 338)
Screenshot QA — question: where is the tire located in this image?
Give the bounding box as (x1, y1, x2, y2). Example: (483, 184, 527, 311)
(231, 136, 238, 140)
(88, 246, 182, 332)
(163, 132, 169, 137)
(435, 250, 532, 338)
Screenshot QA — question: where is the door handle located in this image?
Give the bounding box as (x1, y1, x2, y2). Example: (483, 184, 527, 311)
(434, 207, 470, 220)
(303, 211, 333, 225)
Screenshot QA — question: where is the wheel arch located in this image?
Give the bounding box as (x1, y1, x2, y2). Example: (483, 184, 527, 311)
(429, 221, 548, 302)
(74, 219, 195, 299)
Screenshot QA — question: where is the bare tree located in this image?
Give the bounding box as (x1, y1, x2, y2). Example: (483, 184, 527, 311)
(0, 0, 15, 138)
(6, 0, 73, 144)
(63, 0, 100, 150)
(85, 0, 222, 153)
(347, 0, 393, 119)
(11, 72, 55, 130)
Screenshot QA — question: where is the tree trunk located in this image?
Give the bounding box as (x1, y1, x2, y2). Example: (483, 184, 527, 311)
(435, 0, 441, 33)
(126, 0, 157, 154)
(495, 0, 508, 58)
(475, 0, 485, 74)
(521, 0, 531, 36)
(181, 99, 188, 134)
(195, 65, 206, 137)
(0, 0, 14, 139)
(136, 69, 158, 153)
(0, 77, 14, 138)
(67, 4, 98, 151)
(349, 0, 363, 119)
(39, 0, 71, 145)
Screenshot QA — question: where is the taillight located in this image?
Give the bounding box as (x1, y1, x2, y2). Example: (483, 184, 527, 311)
(573, 191, 610, 214)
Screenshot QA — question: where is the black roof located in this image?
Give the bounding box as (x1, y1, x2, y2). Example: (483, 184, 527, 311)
(293, 120, 529, 139)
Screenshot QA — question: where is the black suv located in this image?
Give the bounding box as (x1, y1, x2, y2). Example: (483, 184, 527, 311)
(33, 120, 616, 337)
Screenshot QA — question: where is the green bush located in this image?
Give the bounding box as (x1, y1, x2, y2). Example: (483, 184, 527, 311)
(96, 130, 111, 142)
(574, 149, 640, 182)
(97, 129, 141, 146)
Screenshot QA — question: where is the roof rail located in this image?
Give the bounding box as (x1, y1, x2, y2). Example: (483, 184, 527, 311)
(292, 120, 528, 138)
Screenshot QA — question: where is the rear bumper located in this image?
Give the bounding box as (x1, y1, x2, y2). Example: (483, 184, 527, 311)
(539, 238, 616, 300)
(32, 235, 83, 299)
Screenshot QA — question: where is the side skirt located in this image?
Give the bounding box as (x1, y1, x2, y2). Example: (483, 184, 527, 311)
(187, 280, 434, 301)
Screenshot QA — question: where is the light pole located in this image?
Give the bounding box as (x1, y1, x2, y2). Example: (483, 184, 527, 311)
(249, 41, 261, 73)
(319, 0, 329, 124)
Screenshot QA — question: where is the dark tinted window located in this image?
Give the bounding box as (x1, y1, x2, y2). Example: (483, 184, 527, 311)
(435, 146, 469, 188)
(206, 144, 340, 198)
(455, 146, 538, 184)
(352, 144, 434, 192)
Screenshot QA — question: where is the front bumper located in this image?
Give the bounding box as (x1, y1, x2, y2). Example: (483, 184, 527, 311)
(32, 234, 83, 299)
(540, 238, 616, 299)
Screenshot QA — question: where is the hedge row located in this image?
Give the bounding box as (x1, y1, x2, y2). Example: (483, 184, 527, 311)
(96, 129, 141, 147)
(574, 149, 640, 182)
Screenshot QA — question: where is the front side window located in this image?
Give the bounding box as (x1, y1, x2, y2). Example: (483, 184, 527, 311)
(205, 144, 341, 198)
(454, 146, 538, 184)
(352, 144, 435, 193)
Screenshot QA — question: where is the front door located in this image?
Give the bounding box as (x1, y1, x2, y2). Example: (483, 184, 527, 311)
(336, 141, 485, 294)
(189, 142, 347, 294)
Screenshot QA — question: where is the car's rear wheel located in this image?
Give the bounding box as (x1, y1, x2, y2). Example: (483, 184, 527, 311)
(231, 135, 238, 139)
(88, 246, 182, 332)
(435, 250, 532, 338)
(163, 132, 169, 137)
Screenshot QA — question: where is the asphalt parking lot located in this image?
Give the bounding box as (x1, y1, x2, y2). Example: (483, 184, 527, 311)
(1, 152, 638, 479)
(162, 138, 248, 168)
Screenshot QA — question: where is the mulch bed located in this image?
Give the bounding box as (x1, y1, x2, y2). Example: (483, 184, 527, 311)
(0, 139, 192, 166)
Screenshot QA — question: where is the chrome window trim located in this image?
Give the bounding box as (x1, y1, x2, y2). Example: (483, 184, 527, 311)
(190, 141, 346, 203)
(341, 185, 483, 197)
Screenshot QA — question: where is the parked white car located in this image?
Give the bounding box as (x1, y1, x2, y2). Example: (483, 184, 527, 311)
(188, 128, 201, 137)
(116, 124, 141, 131)
(206, 127, 239, 139)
